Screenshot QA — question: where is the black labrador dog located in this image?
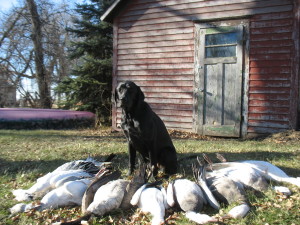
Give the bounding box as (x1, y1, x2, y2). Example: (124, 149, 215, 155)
(114, 81, 177, 177)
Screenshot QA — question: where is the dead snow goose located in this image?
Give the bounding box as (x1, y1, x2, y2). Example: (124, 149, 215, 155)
(197, 154, 300, 219)
(12, 168, 92, 202)
(10, 178, 92, 214)
(81, 168, 121, 214)
(203, 154, 269, 192)
(130, 182, 168, 225)
(240, 160, 300, 188)
(206, 155, 299, 192)
(54, 163, 148, 225)
(192, 162, 220, 210)
(166, 179, 217, 224)
(194, 158, 250, 219)
(12, 155, 113, 201)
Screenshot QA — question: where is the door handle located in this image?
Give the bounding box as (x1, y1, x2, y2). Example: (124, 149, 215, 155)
(198, 88, 212, 96)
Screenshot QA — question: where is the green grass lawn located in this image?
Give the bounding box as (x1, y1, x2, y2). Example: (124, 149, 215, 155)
(0, 128, 299, 225)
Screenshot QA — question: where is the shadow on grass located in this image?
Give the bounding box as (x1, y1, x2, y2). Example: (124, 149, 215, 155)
(1, 151, 299, 178)
(0, 152, 129, 177)
(0, 130, 127, 143)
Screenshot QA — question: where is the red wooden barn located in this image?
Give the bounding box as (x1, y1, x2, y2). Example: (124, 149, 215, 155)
(101, 0, 300, 137)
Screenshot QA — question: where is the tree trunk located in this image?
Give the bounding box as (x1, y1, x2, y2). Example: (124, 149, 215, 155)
(26, 0, 51, 108)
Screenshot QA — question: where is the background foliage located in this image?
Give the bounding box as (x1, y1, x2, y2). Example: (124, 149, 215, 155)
(55, 0, 114, 125)
(0, 0, 114, 124)
(0, 0, 75, 108)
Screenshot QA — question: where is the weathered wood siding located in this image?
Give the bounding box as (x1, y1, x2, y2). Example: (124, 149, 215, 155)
(112, 0, 297, 136)
(248, 10, 296, 135)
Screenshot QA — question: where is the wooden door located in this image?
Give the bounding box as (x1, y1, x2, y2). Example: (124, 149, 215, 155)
(195, 25, 244, 137)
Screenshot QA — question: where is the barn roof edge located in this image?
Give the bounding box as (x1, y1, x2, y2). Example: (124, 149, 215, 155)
(101, 0, 129, 23)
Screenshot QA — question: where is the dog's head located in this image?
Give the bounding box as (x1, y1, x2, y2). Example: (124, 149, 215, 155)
(114, 81, 145, 111)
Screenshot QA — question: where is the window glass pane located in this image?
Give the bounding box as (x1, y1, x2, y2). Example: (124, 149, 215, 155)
(205, 32, 237, 46)
(205, 46, 236, 58)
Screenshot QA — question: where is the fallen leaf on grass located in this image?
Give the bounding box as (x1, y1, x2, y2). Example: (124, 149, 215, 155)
(129, 209, 149, 224)
(285, 199, 294, 210)
(11, 215, 20, 221)
(165, 212, 180, 224)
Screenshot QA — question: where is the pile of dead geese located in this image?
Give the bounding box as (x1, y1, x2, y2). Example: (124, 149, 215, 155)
(10, 153, 300, 225)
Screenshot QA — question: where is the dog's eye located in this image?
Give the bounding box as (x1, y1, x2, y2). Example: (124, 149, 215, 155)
(126, 83, 131, 89)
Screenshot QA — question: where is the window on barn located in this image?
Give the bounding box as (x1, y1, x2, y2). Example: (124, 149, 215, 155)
(205, 32, 238, 58)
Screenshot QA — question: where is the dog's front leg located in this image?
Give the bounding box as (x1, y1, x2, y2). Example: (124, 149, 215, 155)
(128, 143, 136, 175)
(148, 146, 158, 178)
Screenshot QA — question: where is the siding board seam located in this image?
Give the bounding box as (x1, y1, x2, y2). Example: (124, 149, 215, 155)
(120, 0, 292, 21)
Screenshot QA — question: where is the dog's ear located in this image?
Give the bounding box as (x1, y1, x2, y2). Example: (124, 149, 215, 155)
(113, 87, 118, 106)
(136, 86, 145, 103)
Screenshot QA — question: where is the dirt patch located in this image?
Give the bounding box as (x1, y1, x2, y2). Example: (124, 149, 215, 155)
(262, 130, 300, 143)
(168, 129, 218, 140)
(92, 127, 300, 143)
(89, 127, 216, 140)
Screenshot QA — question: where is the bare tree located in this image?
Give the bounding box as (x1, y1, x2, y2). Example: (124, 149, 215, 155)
(0, 7, 25, 48)
(0, 0, 77, 108)
(26, 0, 51, 108)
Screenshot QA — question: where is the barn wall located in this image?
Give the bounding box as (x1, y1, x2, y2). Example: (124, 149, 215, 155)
(112, 0, 296, 136)
(248, 11, 296, 135)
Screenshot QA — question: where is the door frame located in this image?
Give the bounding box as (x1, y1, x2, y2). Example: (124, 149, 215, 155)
(193, 19, 250, 138)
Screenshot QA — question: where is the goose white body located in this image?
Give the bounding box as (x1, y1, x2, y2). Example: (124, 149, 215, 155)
(241, 160, 300, 187)
(40, 178, 91, 210)
(208, 163, 267, 191)
(209, 160, 299, 191)
(131, 184, 168, 225)
(194, 159, 299, 221)
(13, 170, 92, 201)
(167, 179, 206, 211)
(12, 158, 100, 202)
(10, 179, 91, 214)
(166, 179, 217, 224)
(86, 179, 129, 216)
